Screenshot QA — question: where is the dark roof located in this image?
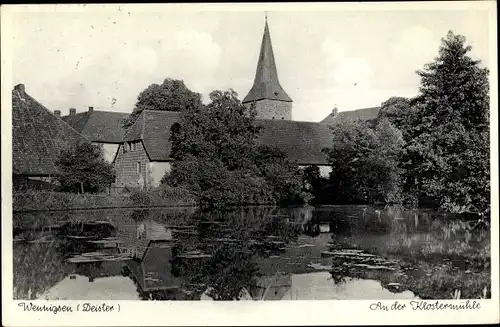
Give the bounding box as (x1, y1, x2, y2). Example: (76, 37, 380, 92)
(123, 110, 180, 161)
(242, 21, 292, 103)
(11, 84, 91, 176)
(321, 106, 381, 124)
(123, 110, 332, 165)
(61, 110, 129, 143)
(257, 119, 333, 165)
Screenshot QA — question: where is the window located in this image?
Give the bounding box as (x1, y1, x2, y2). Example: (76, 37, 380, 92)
(122, 144, 127, 153)
(128, 142, 132, 151)
(137, 162, 141, 173)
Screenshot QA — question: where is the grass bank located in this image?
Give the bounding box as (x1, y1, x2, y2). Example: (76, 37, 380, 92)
(13, 186, 197, 213)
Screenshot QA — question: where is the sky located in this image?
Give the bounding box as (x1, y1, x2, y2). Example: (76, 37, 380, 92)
(8, 3, 494, 122)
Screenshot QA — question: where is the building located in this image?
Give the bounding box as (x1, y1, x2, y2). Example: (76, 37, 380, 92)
(60, 107, 128, 163)
(11, 84, 91, 191)
(113, 18, 334, 190)
(112, 110, 334, 189)
(320, 106, 381, 124)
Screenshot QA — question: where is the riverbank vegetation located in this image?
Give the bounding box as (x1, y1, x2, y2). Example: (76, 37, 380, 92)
(316, 31, 490, 214)
(13, 185, 196, 213)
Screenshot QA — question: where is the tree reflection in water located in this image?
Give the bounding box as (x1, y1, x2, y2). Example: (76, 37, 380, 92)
(170, 207, 302, 300)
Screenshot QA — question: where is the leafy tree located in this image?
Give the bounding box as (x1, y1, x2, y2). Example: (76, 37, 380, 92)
(164, 89, 309, 208)
(54, 142, 116, 193)
(377, 97, 415, 139)
(122, 78, 203, 129)
(302, 166, 331, 204)
(405, 31, 490, 213)
(323, 118, 405, 205)
(255, 145, 311, 205)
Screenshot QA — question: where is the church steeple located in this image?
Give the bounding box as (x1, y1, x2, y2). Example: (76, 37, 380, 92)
(242, 16, 293, 120)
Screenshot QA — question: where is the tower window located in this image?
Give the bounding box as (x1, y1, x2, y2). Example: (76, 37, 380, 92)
(274, 92, 279, 96)
(281, 117, 284, 120)
(272, 117, 275, 119)
(137, 162, 141, 173)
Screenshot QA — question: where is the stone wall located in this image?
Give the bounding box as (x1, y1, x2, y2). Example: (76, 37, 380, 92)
(113, 141, 150, 189)
(245, 99, 292, 120)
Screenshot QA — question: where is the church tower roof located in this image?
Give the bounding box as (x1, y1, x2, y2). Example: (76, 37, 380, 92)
(242, 18, 292, 103)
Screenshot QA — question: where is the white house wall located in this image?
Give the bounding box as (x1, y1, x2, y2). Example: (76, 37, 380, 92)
(95, 143, 120, 163)
(148, 162, 172, 188)
(299, 165, 332, 178)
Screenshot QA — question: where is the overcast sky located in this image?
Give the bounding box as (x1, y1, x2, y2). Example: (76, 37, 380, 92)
(8, 3, 494, 122)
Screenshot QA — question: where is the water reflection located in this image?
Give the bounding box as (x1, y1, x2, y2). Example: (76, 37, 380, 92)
(13, 205, 490, 300)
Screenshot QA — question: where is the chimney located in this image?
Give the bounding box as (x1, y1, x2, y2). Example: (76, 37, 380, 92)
(14, 84, 25, 93)
(69, 108, 76, 116)
(332, 106, 338, 117)
(54, 110, 61, 117)
(88, 106, 94, 113)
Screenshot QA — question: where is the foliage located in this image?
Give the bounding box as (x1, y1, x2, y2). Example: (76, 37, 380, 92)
(122, 78, 203, 128)
(323, 118, 405, 204)
(164, 89, 310, 208)
(54, 142, 115, 194)
(255, 145, 312, 205)
(404, 31, 490, 213)
(377, 97, 415, 139)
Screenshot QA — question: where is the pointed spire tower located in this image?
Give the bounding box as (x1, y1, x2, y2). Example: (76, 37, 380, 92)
(242, 15, 293, 120)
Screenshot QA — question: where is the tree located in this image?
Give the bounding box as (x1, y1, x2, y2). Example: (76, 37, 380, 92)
(405, 31, 490, 213)
(122, 78, 203, 129)
(164, 89, 309, 208)
(302, 165, 328, 204)
(377, 97, 415, 139)
(54, 142, 116, 193)
(323, 118, 405, 205)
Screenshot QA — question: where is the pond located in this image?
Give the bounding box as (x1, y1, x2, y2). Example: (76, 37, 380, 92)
(13, 205, 490, 301)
